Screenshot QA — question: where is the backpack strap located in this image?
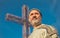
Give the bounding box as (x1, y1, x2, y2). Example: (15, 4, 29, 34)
(48, 25, 57, 36)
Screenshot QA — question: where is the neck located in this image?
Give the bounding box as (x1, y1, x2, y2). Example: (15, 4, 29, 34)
(33, 23, 41, 28)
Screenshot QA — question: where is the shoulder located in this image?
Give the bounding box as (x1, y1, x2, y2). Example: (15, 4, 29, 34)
(41, 24, 57, 34)
(41, 24, 56, 30)
(41, 24, 58, 38)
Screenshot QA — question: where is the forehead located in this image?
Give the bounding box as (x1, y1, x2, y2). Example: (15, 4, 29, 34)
(29, 10, 40, 14)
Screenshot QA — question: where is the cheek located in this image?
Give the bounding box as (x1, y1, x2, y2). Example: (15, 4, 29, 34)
(37, 15, 41, 20)
(37, 15, 40, 18)
(29, 16, 33, 21)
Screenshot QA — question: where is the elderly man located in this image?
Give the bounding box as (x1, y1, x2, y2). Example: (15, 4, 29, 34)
(28, 8, 58, 38)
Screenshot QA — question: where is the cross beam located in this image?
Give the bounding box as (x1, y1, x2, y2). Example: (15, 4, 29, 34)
(6, 5, 30, 38)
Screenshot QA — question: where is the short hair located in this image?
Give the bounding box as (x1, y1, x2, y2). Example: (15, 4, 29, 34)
(29, 8, 42, 17)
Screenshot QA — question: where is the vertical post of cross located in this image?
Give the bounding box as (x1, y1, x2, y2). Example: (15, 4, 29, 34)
(22, 5, 30, 38)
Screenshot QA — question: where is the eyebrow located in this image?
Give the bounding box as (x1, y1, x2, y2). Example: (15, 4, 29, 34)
(30, 13, 33, 15)
(35, 12, 38, 14)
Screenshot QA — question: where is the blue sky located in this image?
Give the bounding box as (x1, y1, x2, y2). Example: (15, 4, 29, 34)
(0, 0, 60, 38)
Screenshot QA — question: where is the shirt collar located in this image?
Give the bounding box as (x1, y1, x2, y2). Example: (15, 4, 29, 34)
(33, 24, 43, 31)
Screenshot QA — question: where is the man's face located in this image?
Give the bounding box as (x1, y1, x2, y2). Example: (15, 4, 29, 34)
(28, 10, 42, 26)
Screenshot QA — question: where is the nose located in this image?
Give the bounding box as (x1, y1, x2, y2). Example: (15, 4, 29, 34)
(33, 16, 36, 18)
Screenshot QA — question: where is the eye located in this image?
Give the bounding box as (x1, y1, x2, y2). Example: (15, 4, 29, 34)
(35, 13, 38, 15)
(30, 13, 33, 16)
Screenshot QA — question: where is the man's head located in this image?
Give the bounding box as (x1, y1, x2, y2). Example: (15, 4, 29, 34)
(28, 8, 42, 27)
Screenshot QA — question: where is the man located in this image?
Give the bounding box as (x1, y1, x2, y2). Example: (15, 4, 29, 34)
(28, 8, 58, 38)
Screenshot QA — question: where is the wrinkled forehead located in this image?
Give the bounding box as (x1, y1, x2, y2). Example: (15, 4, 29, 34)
(29, 10, 40, 15)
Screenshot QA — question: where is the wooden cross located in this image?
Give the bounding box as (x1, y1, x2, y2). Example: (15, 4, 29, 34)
(6, 5, 30, 38)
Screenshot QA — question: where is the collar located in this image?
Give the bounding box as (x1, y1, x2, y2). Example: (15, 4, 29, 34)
(33, 24, 43, 31)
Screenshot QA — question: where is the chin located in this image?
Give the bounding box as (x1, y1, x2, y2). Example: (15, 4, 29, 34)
(31, 20, 40, 25)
